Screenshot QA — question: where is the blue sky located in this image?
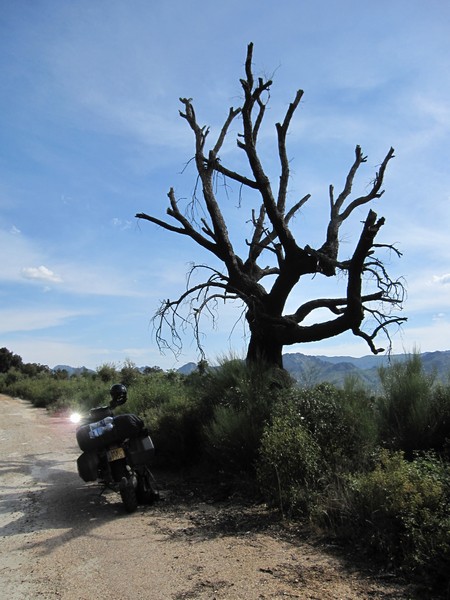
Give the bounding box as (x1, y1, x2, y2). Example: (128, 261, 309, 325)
(1, 0, 450, 370)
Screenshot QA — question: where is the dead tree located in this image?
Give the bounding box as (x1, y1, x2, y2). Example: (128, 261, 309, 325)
(136, 43, 406, 369)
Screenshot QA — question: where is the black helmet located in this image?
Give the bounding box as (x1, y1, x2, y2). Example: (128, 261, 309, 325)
(110, 383, 127, 405)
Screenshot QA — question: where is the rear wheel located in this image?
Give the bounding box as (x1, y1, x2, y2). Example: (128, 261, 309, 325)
(136, 467, 159, 505)
(110, 459, 138, 513)
(119, 476, 138, 513)
(109, 458, 128, 482)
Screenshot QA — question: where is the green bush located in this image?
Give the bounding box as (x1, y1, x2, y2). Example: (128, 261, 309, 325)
(145, 394, 206, 467)
(2, 372, 69, 407)
(343, 450, 450, 587)
(199, 358, 290, 473)
(124, 371, 186, 415)
(256, 382, 379, 519)
(203, 404, 262, 473)
(120, 359, 141, 387)
(284, 383, 378, 473)
(377, 353, 437, 456)
(428, 381, 450, 456)
(96, 363, 119, 383)
(257, 409, 323, 516)
(122, 370, 205, 465)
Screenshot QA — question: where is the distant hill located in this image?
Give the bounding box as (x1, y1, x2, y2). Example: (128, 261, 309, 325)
(283, 350, 450, 388)
(175, 362, 198, 375)
(53, 365, 94, 376)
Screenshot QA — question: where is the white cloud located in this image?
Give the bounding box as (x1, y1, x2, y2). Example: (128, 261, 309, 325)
(398, 272, 450, 314)
(0, 228, 46, 281)
(433, 313, 446, 321)
(21, 265, 63, 283)
(433, 274, 450, 285)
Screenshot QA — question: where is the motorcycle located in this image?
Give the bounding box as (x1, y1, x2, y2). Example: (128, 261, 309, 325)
(72, 383, 159, 513)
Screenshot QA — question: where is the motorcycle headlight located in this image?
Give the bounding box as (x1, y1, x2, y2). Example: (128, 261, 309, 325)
(69, 412, 82, 424)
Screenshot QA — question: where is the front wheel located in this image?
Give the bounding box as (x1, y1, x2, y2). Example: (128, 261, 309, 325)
(119, 476, 138, 513)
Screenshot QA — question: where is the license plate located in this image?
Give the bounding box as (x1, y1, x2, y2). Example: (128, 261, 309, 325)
(107, 447, 125, 462)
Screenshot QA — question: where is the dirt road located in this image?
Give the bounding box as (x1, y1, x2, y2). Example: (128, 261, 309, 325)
(0, 394, 419, 599)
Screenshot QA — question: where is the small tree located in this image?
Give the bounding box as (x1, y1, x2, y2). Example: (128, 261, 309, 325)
(96, 362, 118, 383)
(137, 43, 406, 368)
(0, 347, 23, 373)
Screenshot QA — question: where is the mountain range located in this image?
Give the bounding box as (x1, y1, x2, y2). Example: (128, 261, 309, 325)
(177, 350, 450, 389)
(55, 350, 450, 390)
(282, 350, 450, 389)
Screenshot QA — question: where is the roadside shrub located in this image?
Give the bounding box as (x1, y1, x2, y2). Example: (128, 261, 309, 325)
(428, 381, 450, 457)
(145, 394, 206, 467)
(257, 408, 323, 516)
(342, 449, 450, 589)
(203, 404, 263, 473)
(57, 377, 111, 412)
(96, 363, 119, 383)
(200, 358, 291, 473)
(289, 383, 378, 473)
(340, 377, 379, 468)
(0, 368, 21, 388)
(377, 352, 450, 456)
(256, 382, 379, 518)
(0, 370, 112, 412)
(124, 371, 186, 416)
(120, 359, 141, 387)
(378, 353, 439, 456)
(3, 373, 69, 407)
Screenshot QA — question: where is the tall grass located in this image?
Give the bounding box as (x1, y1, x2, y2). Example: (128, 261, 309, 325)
(0, 369, 110, 410)
(378, 351, 450, 456)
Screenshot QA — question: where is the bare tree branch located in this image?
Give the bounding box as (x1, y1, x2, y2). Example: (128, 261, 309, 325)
(276, 89, 304, 214)
(319, 146, 396, 275)
(136, 43, 406, 366)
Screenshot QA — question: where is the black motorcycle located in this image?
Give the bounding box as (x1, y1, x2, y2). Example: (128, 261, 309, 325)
(73, 383, 159, 513)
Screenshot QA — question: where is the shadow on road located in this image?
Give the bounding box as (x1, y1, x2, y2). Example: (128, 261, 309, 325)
(0, 450, 145, 556)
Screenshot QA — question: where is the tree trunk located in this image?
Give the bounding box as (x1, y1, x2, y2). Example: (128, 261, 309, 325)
(246, 329, 284, 369)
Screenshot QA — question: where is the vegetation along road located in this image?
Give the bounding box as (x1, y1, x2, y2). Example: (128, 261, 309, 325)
(0, 393, 420, 599)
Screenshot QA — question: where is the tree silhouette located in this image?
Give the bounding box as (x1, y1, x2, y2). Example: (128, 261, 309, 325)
(136, 43, 406, 368)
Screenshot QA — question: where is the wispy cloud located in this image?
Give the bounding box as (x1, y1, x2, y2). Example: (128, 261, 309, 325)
(0, 307, 93, 334)
(433, 274, 450, 285)
(112, 218, 132, 230)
